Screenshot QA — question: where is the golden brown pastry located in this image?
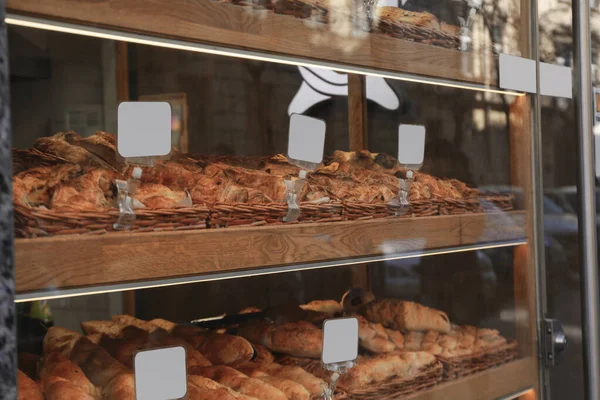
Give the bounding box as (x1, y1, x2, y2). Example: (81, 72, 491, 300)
(238, 320, 323, 358)
(190, 365, 288, 400)
(235, 362, 325, 397)
(43, 327, 133, 394)
(33, 133, 97, 167)
(187, 375, 258, 400)
(299, 300, 342, 315)
(38, 352, 100, 398)
(440, 21, 460, 36)
(354, 315, 399, 353)
(150, 318, 255, 365)
(50, 169, 118, 211)
(85, 319, 212, 368)
(338, 351, 437, 389)
(251, 343, 275, 363)
(360, 299, 451, 333)
(376, 6, 440, 30)
(17, 369, 44, 400)
(101, 373, 136, 400)
(42, 375, 96, 400)
(135, 184, 189, 209)
(242, 370, 311, 400)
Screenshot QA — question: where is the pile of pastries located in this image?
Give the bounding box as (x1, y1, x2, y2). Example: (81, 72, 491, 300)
(16, 294, 516, 399)
(217, 0, 462, 49)
(12, 131, 481, 214)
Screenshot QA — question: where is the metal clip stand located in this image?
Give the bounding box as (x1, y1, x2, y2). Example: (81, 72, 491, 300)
(283, 170, 307, 222)
(113, 167, 142, 230)
(389, 170, 414, 216)
(458, 0, 481, 51)
(321, 360, 356, 400)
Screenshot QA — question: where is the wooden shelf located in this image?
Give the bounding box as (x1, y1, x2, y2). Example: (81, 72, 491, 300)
(8, 0, 496, 86)
(15, 211, 525, 296)
(408, 358, 535, 400)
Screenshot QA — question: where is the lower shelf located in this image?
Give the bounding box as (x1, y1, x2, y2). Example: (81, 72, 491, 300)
(15, 211, 526, 300)
(408, 358, 535, 400)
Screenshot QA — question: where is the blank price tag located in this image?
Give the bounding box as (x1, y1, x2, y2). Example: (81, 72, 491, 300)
(287, 114, 326, 165)
(322, 318, 359, 365)
(398, 124, 426, 168)
(118, 102, 172, 158)
(134, 346, 187, 400)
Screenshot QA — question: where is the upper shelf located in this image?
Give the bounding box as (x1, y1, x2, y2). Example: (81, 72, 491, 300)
(7, 0, 499, 87)
(15, 211, 526, 300)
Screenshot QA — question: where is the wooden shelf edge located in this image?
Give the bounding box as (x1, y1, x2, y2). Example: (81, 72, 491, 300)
(407, 358, 536, 400)
(7, 0, 497, 86)
(15, 211, 526, 296)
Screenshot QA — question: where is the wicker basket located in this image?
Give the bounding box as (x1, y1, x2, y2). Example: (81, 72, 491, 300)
(342, 193, 514, 221)
(209, 202, 344, 228)
(438, 341, 519, 380)
(14, 204, 209, 238)
(278, 356, 443, 400)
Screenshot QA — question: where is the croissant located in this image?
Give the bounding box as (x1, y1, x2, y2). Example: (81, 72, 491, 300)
(17, 369, 43, 400)
(238, 320, 323, 358)
(189, 365, 288, 400)
(150, 318, 254, 365)
(360, 299, 451, 333)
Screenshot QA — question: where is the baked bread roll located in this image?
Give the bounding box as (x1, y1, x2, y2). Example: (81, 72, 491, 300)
(360, 299, 451, 333)
(150, 318, 254, 365)
(238, 320, 323, 358)
(84, 320, 212, 368)
(190, 365, 288, 400)
(102, 373, 136, 400)
(17, 369, 43, 400)
(235, 362, 325, 397)
(376, 6, 440, 30)
(42, 375, 96, 400)
(339, 351, 437, 389)
(299, 300, 342, 315)
(251, 343, 275, 363)
(242, 370, 311, 400)
(39, 352, 100, 398)
(355, 315, 399, 353)
(187, 375, 258, 400)
(43, 326, 133, 396)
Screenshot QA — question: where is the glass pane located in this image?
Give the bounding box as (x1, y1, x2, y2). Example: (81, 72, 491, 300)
(537, 1, 585, 398)
(9, 7, 537, 400)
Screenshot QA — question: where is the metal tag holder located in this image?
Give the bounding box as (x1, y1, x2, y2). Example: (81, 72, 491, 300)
(113, 167, 142, 231)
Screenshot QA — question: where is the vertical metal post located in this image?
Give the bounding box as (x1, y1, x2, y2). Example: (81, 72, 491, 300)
(0, 0, 17, 398)
(573, 0, 600, 398)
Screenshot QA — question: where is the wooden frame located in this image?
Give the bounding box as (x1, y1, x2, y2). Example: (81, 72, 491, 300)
(15, 212, 525, 295)
(7, 1, 541, 397)
(7, 0, 496, 86)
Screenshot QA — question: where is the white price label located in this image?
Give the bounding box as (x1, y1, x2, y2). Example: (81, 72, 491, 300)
(134, 346, 187, 400)
(287, 114, 326, 165)
(118, 102, 172, 158)
(398, 124, 426, 168)
(322, 318, 359, 365)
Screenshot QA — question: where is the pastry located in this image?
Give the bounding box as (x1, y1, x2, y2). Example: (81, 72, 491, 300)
(234, 362, 325, 397)
(299, 300, 342, 315)
(187, 375, 257, 400)
(42, 327, 135, 398)
(38, 352, 100, 398)
(84, 319, 212, 368)
(360, 299, 451, 333)
(17, 369, 43, 400)
(376, 6, 440, 30)
(238, 320, 323, 358)
(189, 365, 288, 400)
(150, 318, 255, 365)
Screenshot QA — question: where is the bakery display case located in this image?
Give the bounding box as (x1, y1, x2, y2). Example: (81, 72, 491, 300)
(2, 0, 581, 399)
